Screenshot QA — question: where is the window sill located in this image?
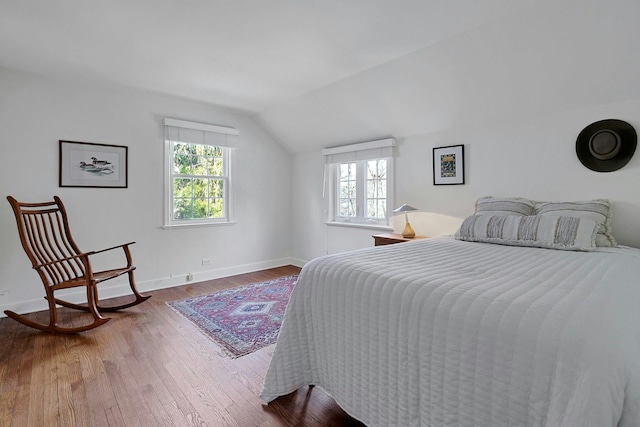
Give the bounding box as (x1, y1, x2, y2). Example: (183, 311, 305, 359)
(324, 221, 393, 232)
(162, 221, 236, 229)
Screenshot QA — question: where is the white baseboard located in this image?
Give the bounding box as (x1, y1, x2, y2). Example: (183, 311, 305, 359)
(289, 257, 307, 268)
(0, 257, 301, 318)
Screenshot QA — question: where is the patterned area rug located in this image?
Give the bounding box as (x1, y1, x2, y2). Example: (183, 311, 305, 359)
(167, 275, 298, 358)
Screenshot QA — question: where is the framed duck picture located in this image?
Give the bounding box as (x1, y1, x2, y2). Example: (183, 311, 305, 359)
(59, 140, 128, 188)
(433, 144, 464, 185)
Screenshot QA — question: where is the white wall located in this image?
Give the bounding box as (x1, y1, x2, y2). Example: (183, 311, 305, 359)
(283, 0, 640, 262)
(292, 101, 640, 262)
(0, 67, 293, 315)
(4, 0, 640, 314)
(257, 0, 640, 154)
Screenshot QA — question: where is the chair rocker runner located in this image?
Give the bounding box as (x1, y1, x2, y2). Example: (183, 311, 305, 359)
(5, 196, 150, 333)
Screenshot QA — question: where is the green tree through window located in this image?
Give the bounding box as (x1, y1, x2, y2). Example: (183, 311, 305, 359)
(172, 142, 227, 220)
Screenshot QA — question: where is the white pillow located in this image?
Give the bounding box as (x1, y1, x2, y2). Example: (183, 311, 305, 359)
(455, 214, 598, 251)
(474, 196, 535, 216)
(534, 199, 616, 247)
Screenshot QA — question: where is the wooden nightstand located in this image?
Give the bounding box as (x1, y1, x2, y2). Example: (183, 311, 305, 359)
(372, 233, 427, 246)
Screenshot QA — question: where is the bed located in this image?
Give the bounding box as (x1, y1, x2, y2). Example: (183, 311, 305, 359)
(261, 198, 640, 426)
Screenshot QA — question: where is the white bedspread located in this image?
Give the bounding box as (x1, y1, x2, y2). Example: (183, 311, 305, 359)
(261, 237, 640, 427)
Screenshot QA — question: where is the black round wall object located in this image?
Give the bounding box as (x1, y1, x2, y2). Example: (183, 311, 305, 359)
(576, 119, 637, 172)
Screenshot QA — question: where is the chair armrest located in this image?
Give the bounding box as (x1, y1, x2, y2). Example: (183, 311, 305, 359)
(88, 241, 136, 267)
(35, 243, 136, 270)
(88, 241, 136, 256)
(35, 253, 90, 269)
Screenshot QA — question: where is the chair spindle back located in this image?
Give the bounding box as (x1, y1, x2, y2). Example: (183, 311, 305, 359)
(7, 196, 85, 287)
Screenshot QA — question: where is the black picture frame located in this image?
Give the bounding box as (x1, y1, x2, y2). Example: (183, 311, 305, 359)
(59, 140, 128, 188)
(433, 144, 465, 185)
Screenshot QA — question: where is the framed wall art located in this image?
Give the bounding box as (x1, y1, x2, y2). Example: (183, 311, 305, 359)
(433, 144, 464, 185)
(59, 140, 128, 188)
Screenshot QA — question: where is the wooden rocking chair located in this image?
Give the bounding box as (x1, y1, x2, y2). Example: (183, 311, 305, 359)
(5, 196, 150, 333)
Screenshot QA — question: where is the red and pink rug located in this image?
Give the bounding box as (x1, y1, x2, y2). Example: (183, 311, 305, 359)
(167, 275, 298, 358)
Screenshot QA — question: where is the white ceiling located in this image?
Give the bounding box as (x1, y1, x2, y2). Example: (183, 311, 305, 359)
(0, 2, 533, 135)
(3, 0, 639, 154)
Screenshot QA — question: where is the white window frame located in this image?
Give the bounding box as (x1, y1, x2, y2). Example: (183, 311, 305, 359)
(163, 118, 238, 228)
(323, 138, 395, 228)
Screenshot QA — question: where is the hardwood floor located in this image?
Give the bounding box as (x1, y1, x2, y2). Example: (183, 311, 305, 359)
(0, 266, 365, 427)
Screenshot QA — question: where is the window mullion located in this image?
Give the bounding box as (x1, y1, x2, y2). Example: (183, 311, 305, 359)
(356, 161, 366, 219)
(174, 174, 223, 179)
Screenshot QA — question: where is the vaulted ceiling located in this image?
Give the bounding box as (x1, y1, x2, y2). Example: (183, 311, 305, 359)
(2, 0, 639, 153)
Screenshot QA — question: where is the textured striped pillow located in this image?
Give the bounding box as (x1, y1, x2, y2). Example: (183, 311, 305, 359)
(455, 215, 598, 251)
(534, 199, 616, 247)
(474, 197, 535, 216)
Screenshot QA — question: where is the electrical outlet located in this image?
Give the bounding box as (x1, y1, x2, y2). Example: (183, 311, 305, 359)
(186, 273, 194, 281)
(202, 259, 211, 266)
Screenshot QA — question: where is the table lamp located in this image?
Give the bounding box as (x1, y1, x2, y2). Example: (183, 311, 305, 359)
(393, 204, 418, 238)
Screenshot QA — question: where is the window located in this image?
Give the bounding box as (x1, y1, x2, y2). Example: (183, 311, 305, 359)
(324, 138, 395, 226)
(164, 118, 238, 227)
(172, 143, 227, 220)
(337, 159, 388, 220)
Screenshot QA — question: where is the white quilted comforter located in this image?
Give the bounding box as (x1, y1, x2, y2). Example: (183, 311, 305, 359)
(261, 237, 640, 427)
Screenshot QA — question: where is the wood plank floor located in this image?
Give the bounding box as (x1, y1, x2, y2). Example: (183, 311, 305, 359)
(0, 266, 366, 427)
